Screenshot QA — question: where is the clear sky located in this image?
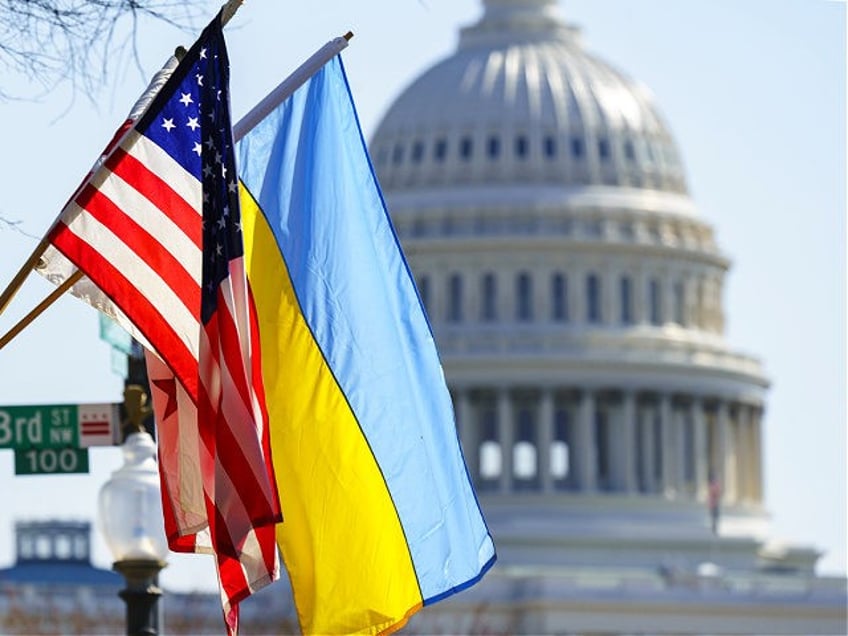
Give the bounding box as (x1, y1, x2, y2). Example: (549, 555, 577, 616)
(0, 0, 844, 593)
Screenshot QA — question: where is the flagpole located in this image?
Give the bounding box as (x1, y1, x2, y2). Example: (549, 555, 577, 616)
(233, 31, 353, 142)
(221, 0, 243, 26)
(0, 270, 84, 351)
(0, 236, 52, 318)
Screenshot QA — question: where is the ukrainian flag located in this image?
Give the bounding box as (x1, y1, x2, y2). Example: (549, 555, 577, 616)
(237, 56, 495, 635)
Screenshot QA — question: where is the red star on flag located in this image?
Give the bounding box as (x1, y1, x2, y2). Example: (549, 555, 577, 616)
(152, 377, 179, 420)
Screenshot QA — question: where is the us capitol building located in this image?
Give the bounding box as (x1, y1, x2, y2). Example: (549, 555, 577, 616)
(369, 1, 846, 634)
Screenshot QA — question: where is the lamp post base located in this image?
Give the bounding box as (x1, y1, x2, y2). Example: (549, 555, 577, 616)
(114, 559, 167, 636)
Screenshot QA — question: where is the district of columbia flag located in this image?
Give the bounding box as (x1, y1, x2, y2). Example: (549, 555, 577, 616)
(237, 54, 496, 635)
(37, 12, 281, 634)
(77, 404, 118, 447)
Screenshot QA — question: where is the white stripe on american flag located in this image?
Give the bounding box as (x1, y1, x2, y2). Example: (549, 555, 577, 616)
(165, 375, 206, 531)
(198, 337, 277, 533)
(93, 168, 202, 285)
(51, 218, 199, 397)
(225, 259, 253, 359)
(214, 353, 278, 507)
(123, 131, 202, 209)
(197, 282, 277, 510)
(211, 446, 268, 544)
(238, 528, 279, 593)
(60, 202, 201, 360)
(214, 269, 253, 406)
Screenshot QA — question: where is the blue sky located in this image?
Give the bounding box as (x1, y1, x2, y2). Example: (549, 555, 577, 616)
(0, 0, 844, 591)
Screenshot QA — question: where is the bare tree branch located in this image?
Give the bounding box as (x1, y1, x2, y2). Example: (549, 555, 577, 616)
(0, 0, 210, 99)
(0, 216, 40, 240)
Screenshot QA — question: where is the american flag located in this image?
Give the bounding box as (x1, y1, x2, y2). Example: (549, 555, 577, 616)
(45, 14, 281, 634)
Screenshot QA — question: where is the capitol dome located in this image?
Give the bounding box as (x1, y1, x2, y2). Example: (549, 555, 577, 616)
(368, 4, 848, 632)
(372, 0, 688, 198)
(370, 0, 781, 565)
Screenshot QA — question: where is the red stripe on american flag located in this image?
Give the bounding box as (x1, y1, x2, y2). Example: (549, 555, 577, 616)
(198, 312, 281, 544)
(62, 119, 135, 208)
(213, 503, 249, 636)
(247, 285, 280, 513)
(213, 281, 255, 421)
(106, 148, 203, 249)
(160, 465, 199, 553)
(49, 226, 199, 400)
(73, 182, 201, 316)
(213, 280, 280, 513)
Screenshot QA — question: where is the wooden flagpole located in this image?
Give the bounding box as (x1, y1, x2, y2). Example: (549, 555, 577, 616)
(0, 236, 52, 318)
(0, 270, 84, 351)
(221, 0, 244, 26)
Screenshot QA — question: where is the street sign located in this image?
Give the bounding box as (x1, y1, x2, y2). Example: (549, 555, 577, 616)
(14, 447, 89, 475)
(0, 403, 120, 450)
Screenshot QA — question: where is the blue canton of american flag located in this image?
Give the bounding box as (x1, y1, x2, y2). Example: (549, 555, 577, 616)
(48, 15, 281, 636)
(136, 33, 242, 325)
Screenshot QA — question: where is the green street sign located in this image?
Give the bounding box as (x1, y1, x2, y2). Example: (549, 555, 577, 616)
(0, 403, 119, 450)
(14, 447, 89, 475)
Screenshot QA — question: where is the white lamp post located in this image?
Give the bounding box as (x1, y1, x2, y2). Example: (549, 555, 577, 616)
(98, 420, 169, 636)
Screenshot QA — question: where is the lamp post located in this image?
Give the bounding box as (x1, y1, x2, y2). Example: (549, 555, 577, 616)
(98, 426, 169, 636)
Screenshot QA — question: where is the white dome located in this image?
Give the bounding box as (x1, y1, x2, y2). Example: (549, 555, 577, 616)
(371, 0, 688, 195)
(368, 0, 770, 565)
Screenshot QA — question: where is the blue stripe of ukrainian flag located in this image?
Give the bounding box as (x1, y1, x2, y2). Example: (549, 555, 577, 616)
(237, 55, 495, 635)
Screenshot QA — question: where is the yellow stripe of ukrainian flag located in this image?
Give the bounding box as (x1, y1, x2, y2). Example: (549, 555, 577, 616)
(240, 184, 422, 635)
